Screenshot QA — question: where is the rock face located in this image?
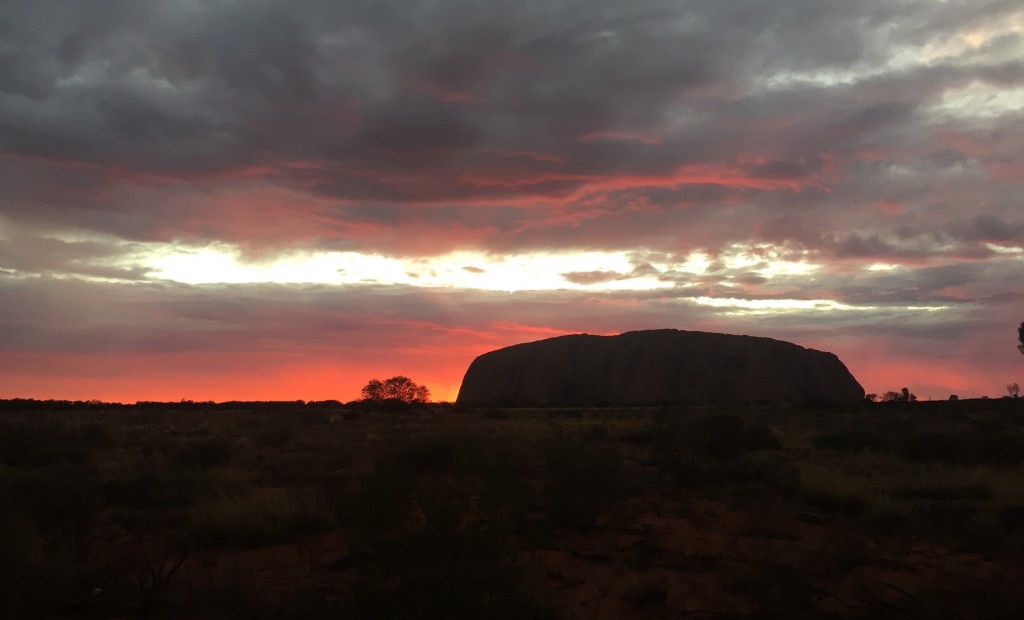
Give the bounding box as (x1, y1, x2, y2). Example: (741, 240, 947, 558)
(456, 329, 864, 407)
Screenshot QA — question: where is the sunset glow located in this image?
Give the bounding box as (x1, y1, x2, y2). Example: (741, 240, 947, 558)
(1, 0, 1022, 402)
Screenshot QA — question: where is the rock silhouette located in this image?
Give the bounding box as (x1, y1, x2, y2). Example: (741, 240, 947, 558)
(456, 329, 864, 407)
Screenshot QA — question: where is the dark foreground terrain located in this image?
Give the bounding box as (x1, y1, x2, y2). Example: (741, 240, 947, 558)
(2, 399, 1024, 619)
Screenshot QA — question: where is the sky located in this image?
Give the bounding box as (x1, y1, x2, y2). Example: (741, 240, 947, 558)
(1, 0, 1022, 403)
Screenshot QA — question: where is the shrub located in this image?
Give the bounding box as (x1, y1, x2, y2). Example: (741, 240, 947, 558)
(102, 454, 211, 509)
(897, 432, 965, 464)
(475, 450, 530, 531)
(896, 484, 993, 502)
(0, 422, 92, 466)
(580, 423, 609, 441)
(865, 509, 912, 536)
(678, 414, 781, 460)
(971, 432, 1024, 466)
(293, 411, 329, 426)
(337, 437, 553, 620)
(625, 582, 668, 608)
(482, 407, 510, 419)
(254, 424, 294, 448)
(389, 433, 470, 473)
(0, 465, 99, 550)
(743, 421, 783, 452)
(544, 437, 623, 532)
(342, 477, 551, 620)
(999, 505, 1024, 530)
(173, 437, 234, 470)
(649, 411, 781, 489)
(343, 520, 552, 620)
(70, 421, 113, 448)
(622, 428, 652, 446)
(338, 464, 417, 540)
(0, 510, 87, 617)
(649, 410, 698, 487)
(804, 489, 866, 516)
(188, 489, 335, 549)
(0, 465, 98, 616)
(814, 429, 890, 453)
(897, 430, 1024, 466)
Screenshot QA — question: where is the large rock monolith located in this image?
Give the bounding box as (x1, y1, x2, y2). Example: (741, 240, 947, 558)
(456, 329, 863, 407)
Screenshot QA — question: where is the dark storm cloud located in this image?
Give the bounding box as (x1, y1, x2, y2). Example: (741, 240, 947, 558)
(953, 213, 1024, 243)
(830, 233, 928, 260)
(3, 0, 1019, 215)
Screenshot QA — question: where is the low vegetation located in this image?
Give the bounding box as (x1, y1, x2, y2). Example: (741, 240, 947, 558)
(1, 399, 1023, 618)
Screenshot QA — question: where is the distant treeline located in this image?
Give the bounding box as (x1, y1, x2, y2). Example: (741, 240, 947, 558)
(0, 396, 1016, 414)
(0, 398, 354, 413)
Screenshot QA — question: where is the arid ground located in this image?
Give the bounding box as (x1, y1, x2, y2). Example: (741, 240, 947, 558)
(3, 400, 1024, 619)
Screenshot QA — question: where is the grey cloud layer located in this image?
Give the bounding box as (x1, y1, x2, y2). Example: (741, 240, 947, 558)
(3, 273, 1020, 398)
(1, 1, 1020, 256)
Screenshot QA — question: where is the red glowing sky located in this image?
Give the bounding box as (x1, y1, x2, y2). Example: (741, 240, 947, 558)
(1, 1, 1023, 402)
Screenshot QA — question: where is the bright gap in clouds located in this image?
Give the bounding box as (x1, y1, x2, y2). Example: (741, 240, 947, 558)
(695, 297, 861, 312)
(142, 243, 827, 293)
(986, 244, 1024, 256)
(694, 297, 951, 314)
(144, 245, 673, 292)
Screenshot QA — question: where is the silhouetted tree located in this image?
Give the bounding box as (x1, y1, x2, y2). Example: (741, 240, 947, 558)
(882, 388, 916, 402)
(865, 393, 879, 403)
(360, 376, 430, 404)
(1018, 322, 1024, 358)
(1009, 383, 1021, 399)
